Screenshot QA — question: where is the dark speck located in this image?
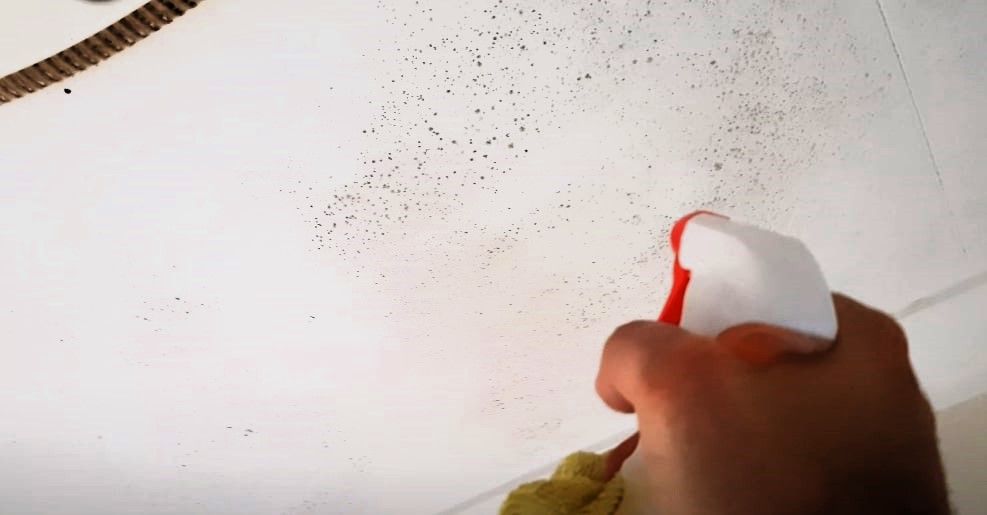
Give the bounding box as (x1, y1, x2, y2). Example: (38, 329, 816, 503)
(63, 88, 71, 94)
(714, 163, 723, 170)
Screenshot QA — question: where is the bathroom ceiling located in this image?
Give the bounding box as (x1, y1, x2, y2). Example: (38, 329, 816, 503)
(1, 1, 985, 513)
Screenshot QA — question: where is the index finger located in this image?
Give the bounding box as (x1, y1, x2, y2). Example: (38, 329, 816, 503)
(595, 320, 699, 414)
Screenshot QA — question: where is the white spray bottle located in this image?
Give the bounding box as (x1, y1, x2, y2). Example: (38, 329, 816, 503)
(616, 212, 839, 514)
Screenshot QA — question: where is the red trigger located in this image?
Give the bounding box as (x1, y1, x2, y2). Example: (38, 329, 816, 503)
(658, 211, 725, 325)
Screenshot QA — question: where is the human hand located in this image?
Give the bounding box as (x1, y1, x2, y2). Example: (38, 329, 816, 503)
(596, 294, 949, 515)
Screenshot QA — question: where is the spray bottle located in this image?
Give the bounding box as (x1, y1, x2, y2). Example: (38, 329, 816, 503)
(616, 211, 839, 514)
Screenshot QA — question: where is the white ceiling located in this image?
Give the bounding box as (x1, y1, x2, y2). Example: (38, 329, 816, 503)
(1, 1, 984, 513)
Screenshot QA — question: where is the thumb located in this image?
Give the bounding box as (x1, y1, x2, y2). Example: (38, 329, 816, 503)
(603, 432, 640, 481)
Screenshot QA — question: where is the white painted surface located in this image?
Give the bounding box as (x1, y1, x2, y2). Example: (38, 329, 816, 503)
(903, 275, 987, 410)
(879, 0, 987, 258)
(0, 1, 985, 513)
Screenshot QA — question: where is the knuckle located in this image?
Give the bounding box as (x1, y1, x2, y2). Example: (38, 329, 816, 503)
(881, 316, 907, 344)
(602, 321, 712, 405)
(608, 320, 656, 343)
(834, 292, 911, 360)
(604, 322, 663, 393)
(863, 306, 907, 349)
(640, 342, 708, 395)
(631, 351, 666, 392)
(879, 316, 911, 361)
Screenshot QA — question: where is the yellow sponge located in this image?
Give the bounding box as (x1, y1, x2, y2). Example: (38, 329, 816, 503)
(500, 452, 624, 515)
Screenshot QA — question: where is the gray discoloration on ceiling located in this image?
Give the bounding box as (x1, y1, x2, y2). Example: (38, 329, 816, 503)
(284, 1, 901, 464)
(319, 1, 880, 258)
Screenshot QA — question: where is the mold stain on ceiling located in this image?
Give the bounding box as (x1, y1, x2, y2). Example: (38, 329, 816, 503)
(279, 0, 886, 477)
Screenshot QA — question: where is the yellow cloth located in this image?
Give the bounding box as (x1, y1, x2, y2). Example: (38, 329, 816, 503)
(500, 452, 624, 515)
